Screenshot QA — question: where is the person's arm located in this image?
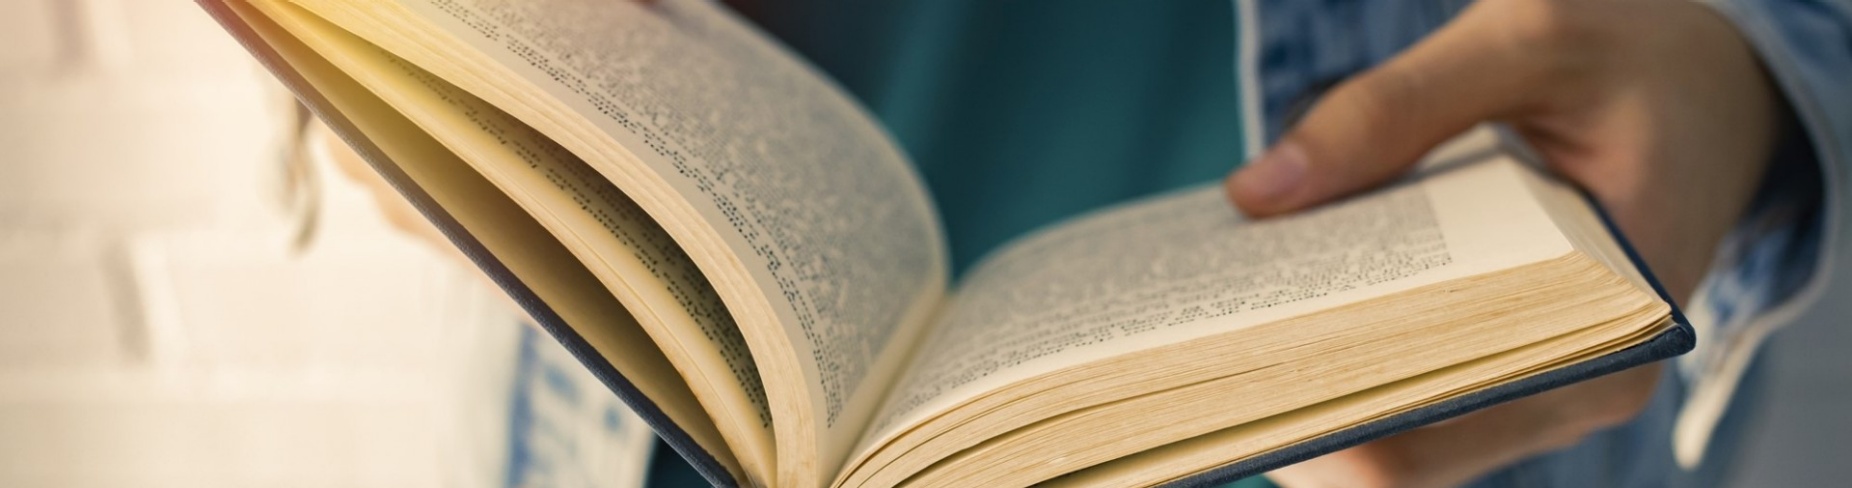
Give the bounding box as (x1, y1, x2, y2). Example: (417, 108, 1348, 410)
(1226, 0, 1852, 486)
(1669, 0, 1852, 469)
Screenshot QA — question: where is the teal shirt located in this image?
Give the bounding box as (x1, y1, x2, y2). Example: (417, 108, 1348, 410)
(747, 0, 1246, 273)
(649, 2, 1271, 486)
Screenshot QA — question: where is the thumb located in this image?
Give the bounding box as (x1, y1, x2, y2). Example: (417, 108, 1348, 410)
(1227, 3, 1552, 217)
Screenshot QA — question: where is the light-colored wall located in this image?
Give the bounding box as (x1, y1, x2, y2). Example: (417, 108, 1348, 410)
(0, 1, 656, 486)
(1733, 297, 1852, 486)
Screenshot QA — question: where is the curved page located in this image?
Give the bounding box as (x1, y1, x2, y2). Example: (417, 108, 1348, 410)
(246, 1, 777, 479)
(278, 1, 949, 484)
(218, 0, 742, 479)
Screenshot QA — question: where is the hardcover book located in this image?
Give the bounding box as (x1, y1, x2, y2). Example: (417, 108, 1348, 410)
(198, 0, 1694, 486)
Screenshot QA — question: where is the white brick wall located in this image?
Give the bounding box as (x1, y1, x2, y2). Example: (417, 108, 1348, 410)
(0, 2, 658, 486)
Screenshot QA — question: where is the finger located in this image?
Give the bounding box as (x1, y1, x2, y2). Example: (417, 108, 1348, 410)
(1271, 363, 1661, 488)
(1384, 363, 1661, 485)
(1227, 2, 1561, 217)
(314, 121, 455, 256)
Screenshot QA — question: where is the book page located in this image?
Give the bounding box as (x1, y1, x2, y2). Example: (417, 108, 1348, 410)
(284, 0, 948, 482)
(242, 1, 776, 479)
(862, 158, 1578, 448)
(216, 0, 743, 478)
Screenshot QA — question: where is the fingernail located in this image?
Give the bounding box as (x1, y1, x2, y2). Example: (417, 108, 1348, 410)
(1233, 142, 1308, 203)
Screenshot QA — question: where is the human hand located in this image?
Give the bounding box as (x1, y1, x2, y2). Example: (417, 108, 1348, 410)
(315, 121, 456, 255)
(1224, 0, 1786, 486)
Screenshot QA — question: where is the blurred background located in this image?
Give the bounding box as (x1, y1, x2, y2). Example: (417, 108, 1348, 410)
(0, 1, 654, 486)
(0, 1, 1844, 487)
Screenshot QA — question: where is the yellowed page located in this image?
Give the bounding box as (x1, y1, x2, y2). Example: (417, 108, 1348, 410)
(1050, 318, 1669, 488)
(276, 0, 948, 484)
(858, 157, 1576, 458)
(220, 0, 742, 479)
(245, 2, 777, 479)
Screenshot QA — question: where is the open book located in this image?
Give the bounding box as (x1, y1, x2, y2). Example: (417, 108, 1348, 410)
(199, 0, 1693, 486)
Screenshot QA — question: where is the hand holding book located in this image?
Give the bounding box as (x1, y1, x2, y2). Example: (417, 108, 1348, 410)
(202, 1, 1701, 485)
(1227, 1, 1784, 486)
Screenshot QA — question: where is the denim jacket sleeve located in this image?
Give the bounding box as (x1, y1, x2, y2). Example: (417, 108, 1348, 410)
(1236, 0, 1852, 469)
(1675, 0, 1850, 468)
